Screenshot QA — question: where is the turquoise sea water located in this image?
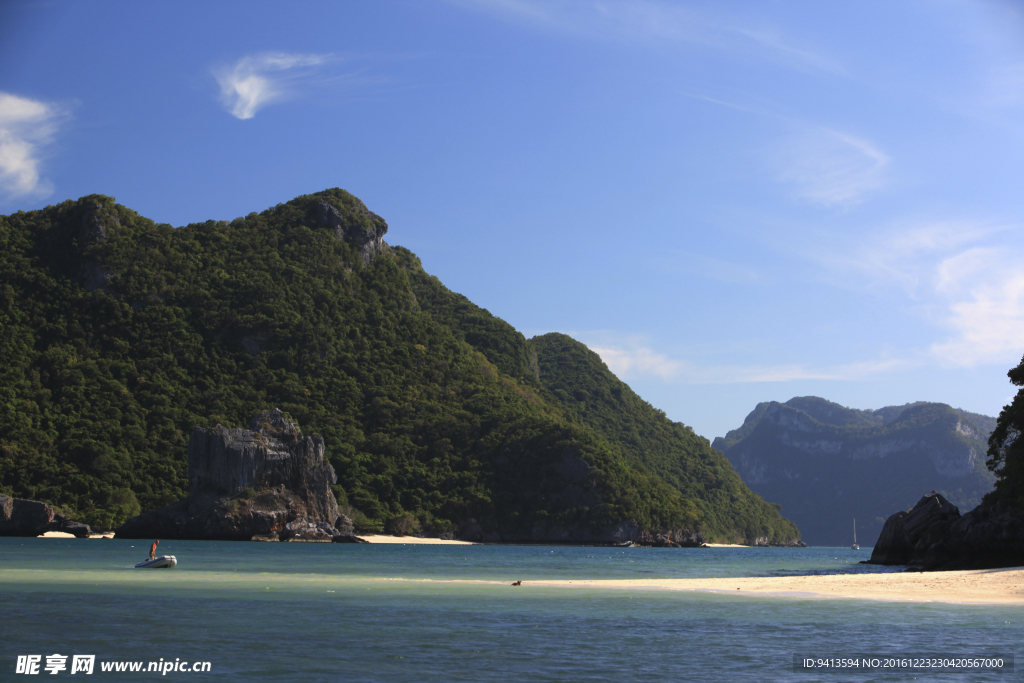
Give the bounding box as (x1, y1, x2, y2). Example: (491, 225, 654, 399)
(2, 538, 1021, 681)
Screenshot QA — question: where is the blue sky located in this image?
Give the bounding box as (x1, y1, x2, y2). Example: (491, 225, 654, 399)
(2, 0, 1023, 440)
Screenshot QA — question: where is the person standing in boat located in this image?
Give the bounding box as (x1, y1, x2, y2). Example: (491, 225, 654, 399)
(149, 540, 159, 560)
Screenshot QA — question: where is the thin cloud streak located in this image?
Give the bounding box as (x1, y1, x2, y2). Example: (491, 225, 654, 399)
(587, 340, 916, 385)
(0, 91, 64, 200)
(730, 26, 845, 75)
(807, 220, 1004, 296)
(450, 0, 845, 75)
(772, 127, 889, 205)
(214, 52, 331, 120)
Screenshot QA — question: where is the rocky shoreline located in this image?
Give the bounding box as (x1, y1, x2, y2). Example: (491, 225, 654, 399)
(865, 491, 1024, 571)
(1, 495, 91, 538)
(117, 409, 361, 542)
(8, 407, 808, 548)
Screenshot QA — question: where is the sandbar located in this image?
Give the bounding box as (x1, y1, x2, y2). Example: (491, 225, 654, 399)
(526, 567, 1024, 605)
(358, 534, 476, 545)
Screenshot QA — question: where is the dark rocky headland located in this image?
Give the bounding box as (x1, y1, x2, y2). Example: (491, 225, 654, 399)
(866, 491, 1024, 570)
(865, 352, 1024, 571)
(118, 409, 362, 542)
(1, 495, 91, 538)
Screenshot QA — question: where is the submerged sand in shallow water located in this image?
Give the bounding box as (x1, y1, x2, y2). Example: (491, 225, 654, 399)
(525, 567, 1024, 604)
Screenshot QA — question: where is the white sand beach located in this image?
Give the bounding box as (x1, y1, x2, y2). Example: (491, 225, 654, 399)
(525, 567, 1024, 604)
(358, 535, 476, 545)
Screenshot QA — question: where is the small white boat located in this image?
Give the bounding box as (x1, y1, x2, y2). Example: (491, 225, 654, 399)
(851, 519, 859, 550)
(135, 555, 177, 569)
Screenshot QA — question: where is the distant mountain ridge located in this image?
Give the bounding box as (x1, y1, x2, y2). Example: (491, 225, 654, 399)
(712, 396, 996, 546)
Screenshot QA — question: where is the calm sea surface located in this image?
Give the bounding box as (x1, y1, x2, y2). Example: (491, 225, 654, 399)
(2, 538, 1020, 681)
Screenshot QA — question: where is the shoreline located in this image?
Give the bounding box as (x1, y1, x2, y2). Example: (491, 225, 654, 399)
(357, 534, 476, 545)
(523, 567, 1024, 604)
(18, 535, 1024, 604)
(26, 533, 837, 549)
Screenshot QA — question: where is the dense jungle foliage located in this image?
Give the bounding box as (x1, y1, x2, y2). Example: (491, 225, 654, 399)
(0, 189, 799, 541)
(531, 333, 800, 541)
(987, 354, 1024, 509)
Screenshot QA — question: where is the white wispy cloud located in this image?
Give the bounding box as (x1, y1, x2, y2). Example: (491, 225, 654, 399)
(0, 91, 64, 200)
(730, 25, 845, 76)
(771, 127, 889, 206)
(727, 357, 917, 384)
(808, 219, 1024, 367)
(588, 343, 682, 380)
(213, 52, 332, 120)
(584, 335, 914, 385)
(930, 248, 1024, 367)
(809, 221, 999, 296)
(450, 0, 844, 75)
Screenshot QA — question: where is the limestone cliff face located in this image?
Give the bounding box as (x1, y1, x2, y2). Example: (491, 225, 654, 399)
(186, 409, 338, 524)
(315, 196, 388, 263)
(713, 397, 996, 546)
(78, 197, 120, 293)
(118, 409, 342, 540)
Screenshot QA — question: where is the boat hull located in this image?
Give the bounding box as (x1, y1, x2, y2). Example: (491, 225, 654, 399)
(135, 555, 177, 569)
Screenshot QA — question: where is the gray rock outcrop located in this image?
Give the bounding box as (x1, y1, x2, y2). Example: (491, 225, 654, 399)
(750, 536, 808, 548)
(639, 529, 708, 548)
(0, 495, 91, 538)
(315, 197, 388, 263)
(118, 409, 353, 541)
(280, 519, 337, 542)
(866, 490, 1024, 570)
(78, 197, 119, 292)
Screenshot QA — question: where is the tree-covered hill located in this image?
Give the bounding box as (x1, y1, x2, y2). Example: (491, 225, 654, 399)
(0, 189, 799, 542)
(531, 333, 800, 541)
(712, 396, 996, 546)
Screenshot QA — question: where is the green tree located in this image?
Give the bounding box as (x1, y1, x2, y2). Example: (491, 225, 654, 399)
(988, 354, 1024, 509)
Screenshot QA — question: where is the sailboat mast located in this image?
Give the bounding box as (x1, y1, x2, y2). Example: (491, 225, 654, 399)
(853, 518, 857, 544)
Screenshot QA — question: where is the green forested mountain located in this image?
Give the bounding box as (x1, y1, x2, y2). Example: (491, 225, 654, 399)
(0, 189, 798, 542)
(712, 396, 996, 546)
(531, 333, 799, 540)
